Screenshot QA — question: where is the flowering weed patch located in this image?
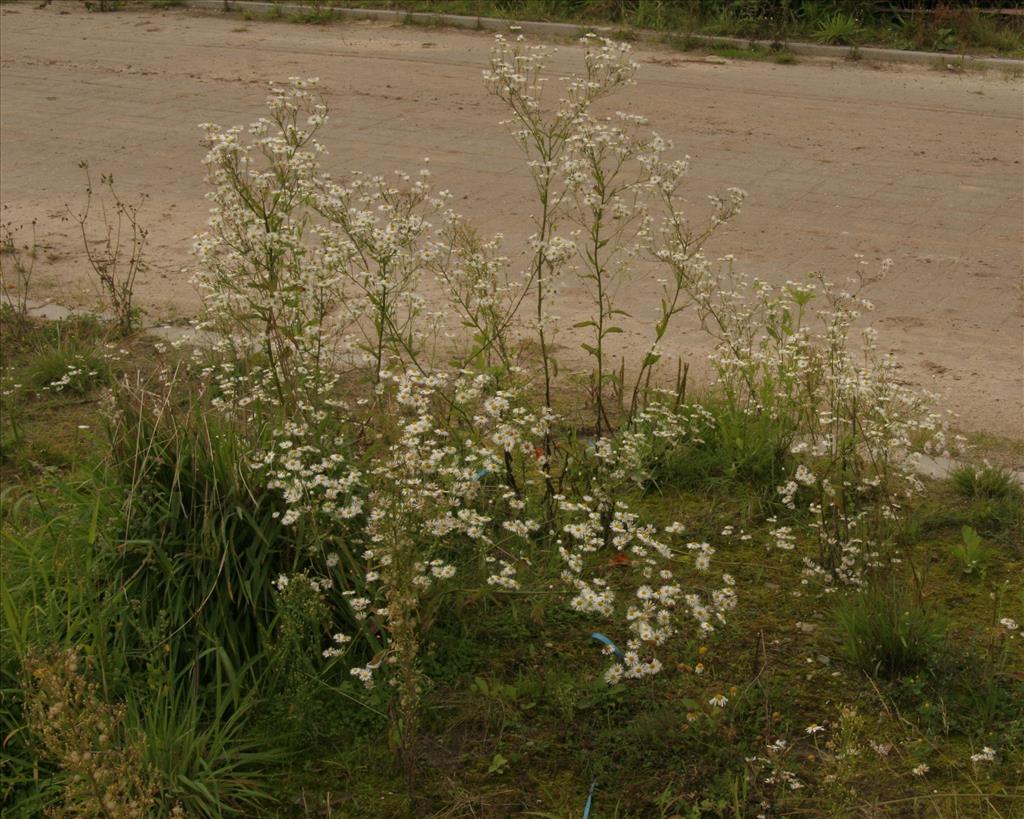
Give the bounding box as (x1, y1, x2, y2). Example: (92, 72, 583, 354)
(0, 32, 1021, 817)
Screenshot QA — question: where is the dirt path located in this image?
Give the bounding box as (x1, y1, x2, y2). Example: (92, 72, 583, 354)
(1, 3, 1022, 439)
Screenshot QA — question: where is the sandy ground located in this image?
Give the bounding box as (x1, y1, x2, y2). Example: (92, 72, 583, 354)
(1, 3, 1022, 439)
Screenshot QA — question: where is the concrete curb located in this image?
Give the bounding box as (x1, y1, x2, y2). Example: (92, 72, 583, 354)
(186, 0, 1024, 71)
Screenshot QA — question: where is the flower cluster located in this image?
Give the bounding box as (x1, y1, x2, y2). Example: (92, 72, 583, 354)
(652, 251, 950, 586)
(194, 80, 344, 398)
(255, 416, 362, 527)
(344, 368, 550, 690)
(554, 410, 736, 683)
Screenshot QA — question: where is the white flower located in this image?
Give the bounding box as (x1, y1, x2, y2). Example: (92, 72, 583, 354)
(350, 665, 375, 689)
(794, 464, 816, 486)
(970, 747, 996, 764)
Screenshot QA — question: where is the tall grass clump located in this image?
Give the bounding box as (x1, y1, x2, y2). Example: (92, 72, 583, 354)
(813, 10, 862, 45)
(944, 462, 1023, 544)
(127, 660, 287, 817)
(835, 583, 946, 679)
(25, 334, 112, 397)
(951, 463, 1021, 502)
(107, 373, 373, 683)
(2, 419, 304, 816)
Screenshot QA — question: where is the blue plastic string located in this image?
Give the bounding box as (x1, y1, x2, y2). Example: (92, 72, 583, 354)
(591, 631, 626, 664)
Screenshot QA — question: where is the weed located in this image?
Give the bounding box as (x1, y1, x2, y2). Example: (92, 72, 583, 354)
(21, 648, 157, 818)
(66, 163, 146, 338)
(835, 584, 945, 678)
(25, 329, 112, 396)
(4, 21, 1021, 816)
(265, 572, 332, 742)
(813, 11, 861, 45)
(949, 525, 988, 576)
(0, 215, 36, 338)
(951, 462, 1021, 501)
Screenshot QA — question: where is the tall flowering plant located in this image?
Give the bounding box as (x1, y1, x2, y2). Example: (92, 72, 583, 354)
(653, 249, 950, 585)
(485, 34, 748, 437)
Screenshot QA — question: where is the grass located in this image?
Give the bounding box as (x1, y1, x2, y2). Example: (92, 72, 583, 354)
(203, 1, 1023, 66)
(2, 312, 1021, 815)
(697, 41, 799, 64)
(951, 463, 1022, 502)
(24, 337, 111, 397)
(647, 395, 792, 499)
(835, 583, 946, 679)
(272, 1, 1024, 58)
(812, 11, 862, 46)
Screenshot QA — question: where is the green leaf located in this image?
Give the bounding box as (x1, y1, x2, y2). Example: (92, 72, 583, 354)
(961, 525, 981, 549)
(781, 308, 792, 335)
(487, 753, 509, 775)
(789, 287, 815, 308)
(87, 492, 100, 546)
